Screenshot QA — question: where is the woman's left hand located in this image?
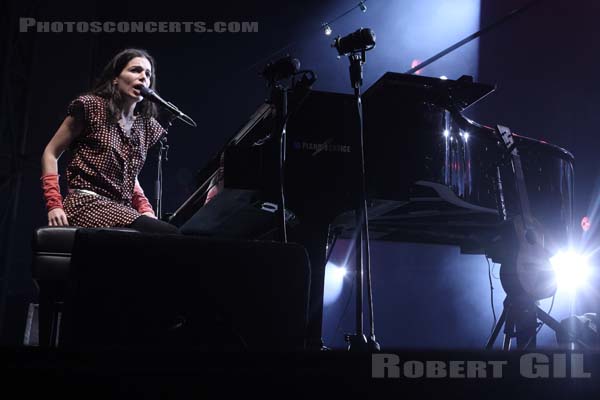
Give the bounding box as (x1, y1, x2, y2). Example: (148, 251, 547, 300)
(142, 211, 157, 219)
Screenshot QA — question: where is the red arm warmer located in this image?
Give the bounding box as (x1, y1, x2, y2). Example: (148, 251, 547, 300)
(204, 154, 224, 205)
(41, 174, 64, 212)
(205, 184, 220, 204)
(132, 181, 155, 215)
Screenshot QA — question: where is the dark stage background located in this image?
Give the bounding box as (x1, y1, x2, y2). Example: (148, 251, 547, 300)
(1, 0, 599, 348)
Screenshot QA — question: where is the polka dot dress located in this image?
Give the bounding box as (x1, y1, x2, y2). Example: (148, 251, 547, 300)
(63, 95, 165, 227)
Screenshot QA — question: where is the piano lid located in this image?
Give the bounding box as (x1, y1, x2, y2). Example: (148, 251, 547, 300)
(363, 72, 495, 111)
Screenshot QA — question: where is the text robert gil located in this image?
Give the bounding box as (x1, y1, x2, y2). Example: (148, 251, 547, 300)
(372, 353, 592, 379)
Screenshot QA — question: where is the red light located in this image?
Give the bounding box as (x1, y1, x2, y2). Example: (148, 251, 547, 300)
(581, 216, 591, 232)
(411, 59, 422, 75)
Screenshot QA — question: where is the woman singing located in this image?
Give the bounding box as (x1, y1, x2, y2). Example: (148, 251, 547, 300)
(41, 48, 178, 234)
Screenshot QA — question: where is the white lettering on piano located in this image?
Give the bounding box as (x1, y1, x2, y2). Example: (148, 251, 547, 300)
(297, 141, 351, 155)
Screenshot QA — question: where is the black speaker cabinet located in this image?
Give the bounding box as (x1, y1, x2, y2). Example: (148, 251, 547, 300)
(61, 229, 310, 351)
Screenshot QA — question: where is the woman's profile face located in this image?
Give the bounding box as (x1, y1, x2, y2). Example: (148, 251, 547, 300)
(115, 56, 152, 102)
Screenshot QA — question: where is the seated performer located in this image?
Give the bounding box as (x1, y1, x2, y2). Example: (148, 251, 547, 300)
(41, 48, 178, 234)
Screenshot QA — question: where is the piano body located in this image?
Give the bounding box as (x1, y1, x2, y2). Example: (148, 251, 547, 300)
(169, 72, 574, 346)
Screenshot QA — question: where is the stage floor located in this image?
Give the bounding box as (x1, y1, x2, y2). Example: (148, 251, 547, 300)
(2, 347, 600, 398)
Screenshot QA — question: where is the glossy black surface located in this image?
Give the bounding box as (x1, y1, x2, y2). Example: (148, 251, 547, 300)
(169, 72, 575, 345)
(172, 72, 574, 252)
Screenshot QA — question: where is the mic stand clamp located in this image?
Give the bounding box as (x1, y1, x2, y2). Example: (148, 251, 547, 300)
(349, 50, 366, 89)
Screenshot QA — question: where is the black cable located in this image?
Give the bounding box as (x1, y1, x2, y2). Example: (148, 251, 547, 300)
(272, 70, 317, 243)
(335, 268, 356, 344)
(486, 257, 497, 334)
(356, 90, 376, 339)
(278, 89, 288, 243)
(334, 232, 361, 346)
(245, 1, 370, 73)
(323, 0, 369, 28)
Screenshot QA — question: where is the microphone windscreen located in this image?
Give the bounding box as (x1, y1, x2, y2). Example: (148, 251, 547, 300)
(138, 85, 152, 97)
(262, 56, 300, 81)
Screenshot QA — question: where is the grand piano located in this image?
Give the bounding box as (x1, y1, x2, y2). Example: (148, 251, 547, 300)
(168, 72, 575, 347)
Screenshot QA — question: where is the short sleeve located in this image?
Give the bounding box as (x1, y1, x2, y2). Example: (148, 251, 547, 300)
(66, 94, 106, 128)
(66, 97, 86, 121)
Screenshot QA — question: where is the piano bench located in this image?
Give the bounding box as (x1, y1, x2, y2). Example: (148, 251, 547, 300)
(31, 226, 138, 347)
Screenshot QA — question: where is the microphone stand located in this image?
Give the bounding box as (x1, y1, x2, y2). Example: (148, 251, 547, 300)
(154, 114, 176, 220)
(278, 85, 289, 243)
(264, 67, 316, 244)
(345, 50, 380, 352)
(265, 77, 291, 243)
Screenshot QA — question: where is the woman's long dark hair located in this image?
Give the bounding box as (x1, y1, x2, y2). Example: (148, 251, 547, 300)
(90, 48, 158, 123)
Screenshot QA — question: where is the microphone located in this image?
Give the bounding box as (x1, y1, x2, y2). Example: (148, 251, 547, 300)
(332, 28, 376, 56)
(261, 56, 301, 82)
(138, 86, 197, 128)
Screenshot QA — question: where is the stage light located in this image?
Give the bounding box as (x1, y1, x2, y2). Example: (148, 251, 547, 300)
(359, 1, 367, 12)
(581, 216, 591, 232)
(443, 129, 449, 137)
(324, 263, 347, 305)
(439, 75, 448, 80)
(323, 24, 332, 36)
(550, 250, 592, 292)
(463, 132, 469, 140)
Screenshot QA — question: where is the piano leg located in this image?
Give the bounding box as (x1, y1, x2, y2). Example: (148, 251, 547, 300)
(289, 222, 329, 350)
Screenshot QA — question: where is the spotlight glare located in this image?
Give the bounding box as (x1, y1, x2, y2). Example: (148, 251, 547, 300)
(550, 250, 592, 292)
(323, 263, 347, 305)
(334, 265, 347, 279)
(464, 132, 469, 141)
(443, 129, 449, 137)
(324, 24, 332, 36)
(440, 75, 448, 80)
